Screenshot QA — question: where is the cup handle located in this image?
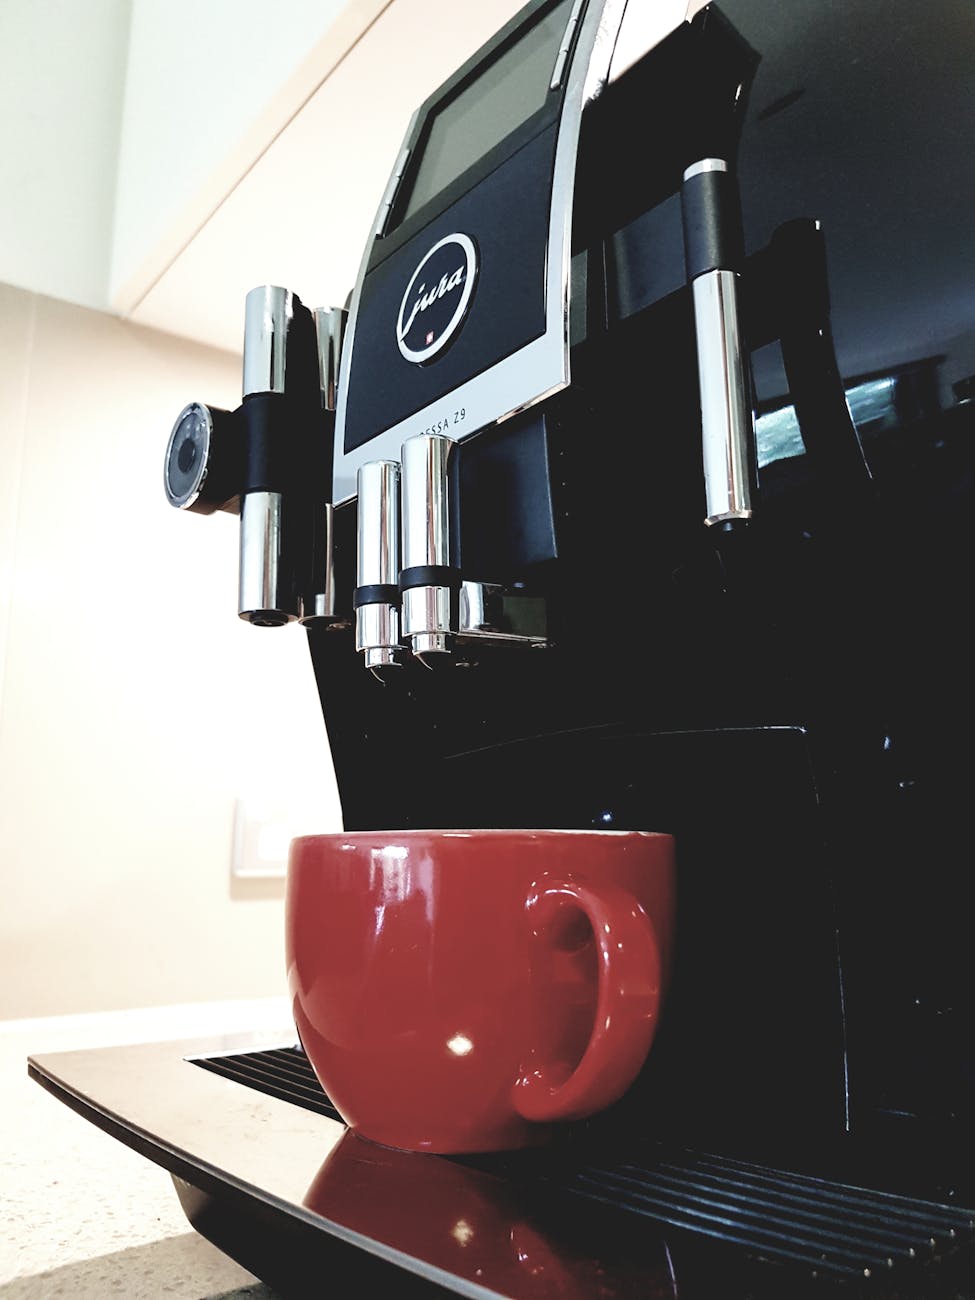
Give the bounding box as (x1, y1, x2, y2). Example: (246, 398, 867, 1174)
(512, 877, 662, 1124)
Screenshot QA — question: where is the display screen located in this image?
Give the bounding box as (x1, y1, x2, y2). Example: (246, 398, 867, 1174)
(398, 0, 576, 226)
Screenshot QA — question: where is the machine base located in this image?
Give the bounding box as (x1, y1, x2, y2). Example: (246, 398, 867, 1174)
(28, 1034, 975, 1298)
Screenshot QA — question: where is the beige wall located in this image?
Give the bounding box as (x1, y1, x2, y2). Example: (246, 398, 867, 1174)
(0, 284, 342, 1019)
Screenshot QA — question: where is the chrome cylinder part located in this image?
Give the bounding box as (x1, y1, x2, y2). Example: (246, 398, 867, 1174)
(400, 434, 454, 660)
(402, 587, 451, 659)
(313, 307, 347, 412)
(238, 490, 295, 626)
(355, 460, 401, 670)
(358, 460, 400, 590)
(691, 268, 754, 525)
(243, 286, 294, 398)
(459, 580, 488, 633)
(299, 306, 348, 626)
(356, 604, 400, 671)
(401, 433, 452, 568)
(238, 285, 302, 625)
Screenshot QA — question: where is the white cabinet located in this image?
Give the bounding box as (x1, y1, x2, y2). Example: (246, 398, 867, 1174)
(123, 0, 528, 354)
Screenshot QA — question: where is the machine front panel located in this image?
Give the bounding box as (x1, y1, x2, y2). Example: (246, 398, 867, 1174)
(341, 125, 555, 456)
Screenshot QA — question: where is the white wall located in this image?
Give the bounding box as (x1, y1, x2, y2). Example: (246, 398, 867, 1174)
(0, 0, 131, 309)
(0, 283, 342, 1019)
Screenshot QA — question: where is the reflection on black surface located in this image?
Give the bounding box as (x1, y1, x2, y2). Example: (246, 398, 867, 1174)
(757, 358, 946, 469)
(298, 1123, 975, 1299)
(303, 1130, 678, 1299)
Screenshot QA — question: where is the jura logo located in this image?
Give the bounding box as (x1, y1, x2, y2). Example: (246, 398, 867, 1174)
(396, 233, 478, 363)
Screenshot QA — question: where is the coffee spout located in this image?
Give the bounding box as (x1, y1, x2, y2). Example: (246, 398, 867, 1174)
(399, 433, 458, 662)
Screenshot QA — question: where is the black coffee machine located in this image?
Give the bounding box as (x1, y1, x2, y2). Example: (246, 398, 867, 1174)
(35, 0, 975, 1293)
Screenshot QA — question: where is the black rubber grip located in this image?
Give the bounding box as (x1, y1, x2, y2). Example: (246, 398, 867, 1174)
(399, 565, 462, 592)
(352, 584, 401, 609)
(241, 392, 292, 493)
(681, 164, 744, 279)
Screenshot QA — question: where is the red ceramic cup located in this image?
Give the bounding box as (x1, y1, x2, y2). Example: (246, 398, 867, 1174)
(286, 828, 675, 1153)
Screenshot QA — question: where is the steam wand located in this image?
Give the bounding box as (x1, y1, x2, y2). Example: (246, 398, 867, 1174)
(681, 158, 755, 535)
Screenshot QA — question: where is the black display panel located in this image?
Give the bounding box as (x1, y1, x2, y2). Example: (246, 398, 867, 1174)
(344, 126, 556, 454)
(398, 0, 575, 227)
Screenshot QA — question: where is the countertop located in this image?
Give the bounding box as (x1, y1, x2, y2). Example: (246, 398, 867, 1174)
(1, 998, 293, 1298)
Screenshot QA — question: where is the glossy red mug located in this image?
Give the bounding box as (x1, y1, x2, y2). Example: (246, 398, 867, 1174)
(286, 828, 675, 1153)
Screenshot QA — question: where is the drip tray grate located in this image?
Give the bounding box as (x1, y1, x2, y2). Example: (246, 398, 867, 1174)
(545, 1152, 973, 1281)
(190, 1044, 344, 1123)
(187, 1046, 975, 1281)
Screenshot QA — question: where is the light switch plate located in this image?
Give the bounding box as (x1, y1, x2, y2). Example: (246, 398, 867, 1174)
(231, 797, 296, 879)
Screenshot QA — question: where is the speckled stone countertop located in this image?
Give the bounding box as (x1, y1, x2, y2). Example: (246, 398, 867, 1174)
(0, 999, 292, 1297)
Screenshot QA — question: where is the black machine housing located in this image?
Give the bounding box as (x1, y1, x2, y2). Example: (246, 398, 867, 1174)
(317, 0, 975, 1182)
(171, 0, 975, 1213)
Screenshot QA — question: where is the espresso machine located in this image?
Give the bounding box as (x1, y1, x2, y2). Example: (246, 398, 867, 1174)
(31, 0, 975, 1293)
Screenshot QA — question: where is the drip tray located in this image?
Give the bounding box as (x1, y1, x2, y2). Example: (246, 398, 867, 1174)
(29, 1033, 975, 1299)
(188, 1046, 975, 1287)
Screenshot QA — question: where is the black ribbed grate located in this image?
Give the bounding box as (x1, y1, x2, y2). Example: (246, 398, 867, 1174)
(189, 1044, 344, 1122)
(549, 1152, 973, 1281)
(187, 1046, 975, 1281)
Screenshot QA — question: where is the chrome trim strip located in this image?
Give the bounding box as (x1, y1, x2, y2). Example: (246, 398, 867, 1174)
(550, 0, 586, 88)
(683, 157, 729, 182)
(374, 144, 412, 239)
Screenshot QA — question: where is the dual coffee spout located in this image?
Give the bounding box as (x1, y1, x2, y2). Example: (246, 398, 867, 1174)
(355, 433, 457, 673)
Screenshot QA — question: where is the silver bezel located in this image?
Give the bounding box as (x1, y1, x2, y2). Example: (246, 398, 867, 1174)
(163, 401, 213, 510)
